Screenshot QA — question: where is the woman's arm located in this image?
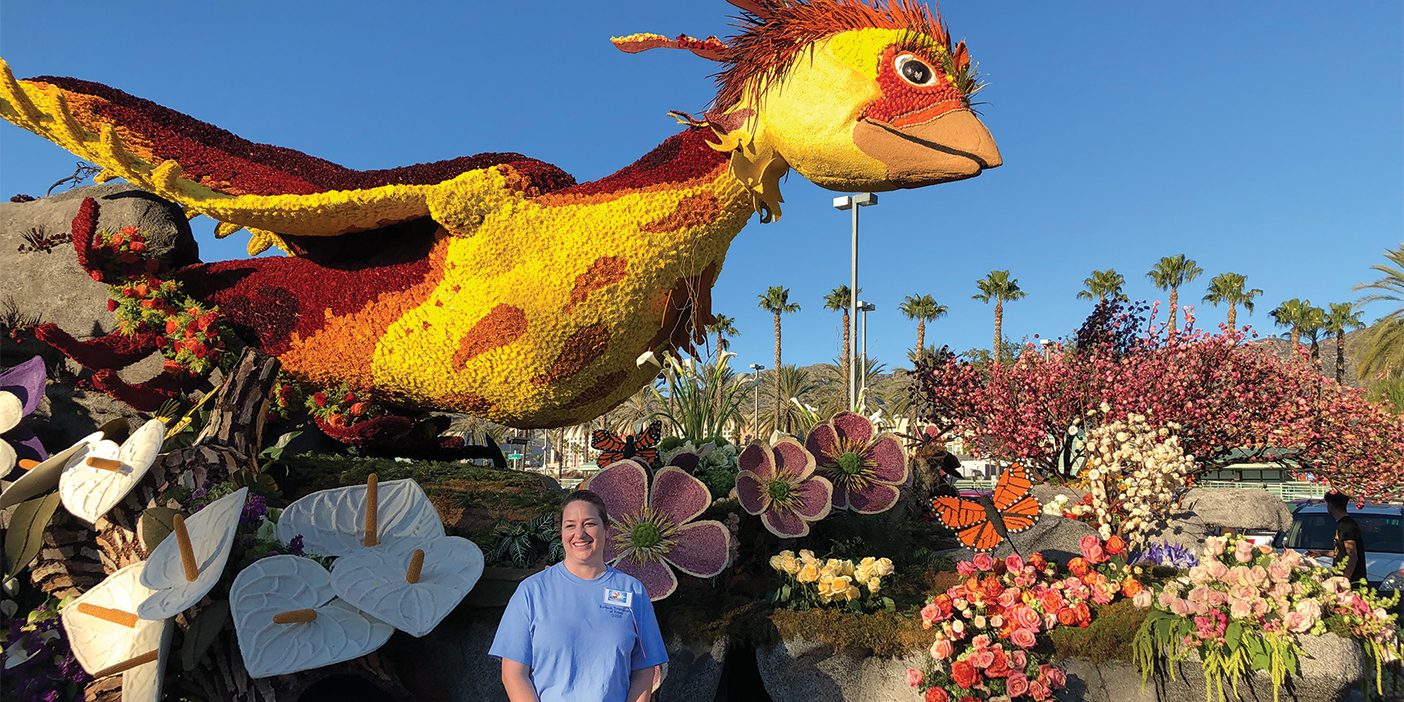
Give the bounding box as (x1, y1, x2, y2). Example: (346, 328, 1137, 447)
(501, 658, 540, 702)
(625, 665, 656, 702)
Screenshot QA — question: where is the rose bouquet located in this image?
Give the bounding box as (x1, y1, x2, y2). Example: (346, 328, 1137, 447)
(1132, 534, 1401, 701)
(108, 276, 229, 375)
(769, 549, 894, 613)
(909, 537, 1141, 701)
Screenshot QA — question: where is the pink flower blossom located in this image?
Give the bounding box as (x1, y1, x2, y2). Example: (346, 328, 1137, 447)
(956, 560, 976, 577)
(736, 439, 833, 538)
(1005, 554, 1025, 572)
(1005, 672, 1030, 697)
(1133, 589, 1154, 608)
(972, 553, 995, 572)
(1234, 539, 1256, 563)
(906, 668, 924, 688)
(1010, 627, 1038, 649)
(1079, 535, 1108, 564)
(806, 412, 908, 513)
(931, 638, 955, 660)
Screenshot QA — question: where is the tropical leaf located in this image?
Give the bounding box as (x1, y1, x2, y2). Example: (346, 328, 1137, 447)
(180, 599, 230, 671)
(3, 492, 63, 577)
(139, 506, 179, 552)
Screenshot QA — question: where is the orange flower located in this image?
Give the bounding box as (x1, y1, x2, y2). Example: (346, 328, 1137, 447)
(1105, 535, 1127, 555)
(1067, 558, 1089, 578)
(1121, 578, 1144, 598)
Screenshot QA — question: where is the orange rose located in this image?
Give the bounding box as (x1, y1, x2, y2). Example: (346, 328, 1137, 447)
(1121, 578, 1144, 598)
(1105, 535, 1127, 555)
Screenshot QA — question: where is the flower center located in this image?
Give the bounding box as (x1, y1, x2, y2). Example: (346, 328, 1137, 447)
(632, 522, 662, 549)
(838, 451, 865, 476)
(768, 479, 792, 502)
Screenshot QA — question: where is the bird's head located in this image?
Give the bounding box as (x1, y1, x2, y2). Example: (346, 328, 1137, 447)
(614, 0, 1000, 213)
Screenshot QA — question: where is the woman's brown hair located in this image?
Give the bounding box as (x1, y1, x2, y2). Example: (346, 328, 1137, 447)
(561, 489, 609, 524)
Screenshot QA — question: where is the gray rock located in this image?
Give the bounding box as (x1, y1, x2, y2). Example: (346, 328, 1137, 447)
(1004, 515, 1099, 564)
(1059, 632, 1364, 702)
(0, 183, 197, 356)
(657, 634, 726, 702)
(1181, 487, 1293, 532)
(756, 638, 925, 702)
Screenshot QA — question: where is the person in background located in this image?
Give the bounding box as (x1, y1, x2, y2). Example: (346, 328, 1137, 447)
(490, 490, 667, 702)
(1325, 490, 1368, 584)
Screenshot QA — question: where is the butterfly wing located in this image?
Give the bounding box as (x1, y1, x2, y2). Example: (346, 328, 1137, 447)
(635, 422, 663, 450)
(590, 430, 628, 468)
(932, 496, 1005, 552)
(957, 520, 1005, 553)
(992, 464, 1041, 534)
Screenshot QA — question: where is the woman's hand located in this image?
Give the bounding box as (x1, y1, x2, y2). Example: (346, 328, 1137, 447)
(501, 658, 540, 702)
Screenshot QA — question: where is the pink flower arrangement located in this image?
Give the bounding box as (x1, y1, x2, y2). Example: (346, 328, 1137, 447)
(910, 540, 1138, 701)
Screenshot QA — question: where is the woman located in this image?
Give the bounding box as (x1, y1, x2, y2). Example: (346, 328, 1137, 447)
(490, 490, 667, 702)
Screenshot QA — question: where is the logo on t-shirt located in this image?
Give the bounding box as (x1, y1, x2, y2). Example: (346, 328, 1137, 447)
(603, 588, 633, 608)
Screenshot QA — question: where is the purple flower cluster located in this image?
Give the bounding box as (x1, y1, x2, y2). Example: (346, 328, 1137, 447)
(240, 493, 268, 525)
(286, 534, 305, 556)
(3, 604, 89, 702)
(1133, 541, 1199, 570)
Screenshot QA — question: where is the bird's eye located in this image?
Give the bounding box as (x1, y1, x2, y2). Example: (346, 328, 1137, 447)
(895, 54, 936, 87)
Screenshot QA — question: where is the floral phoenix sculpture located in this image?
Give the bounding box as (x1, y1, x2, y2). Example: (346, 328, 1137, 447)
(0, 0, 999, 428)
(583, 456, 732, 600)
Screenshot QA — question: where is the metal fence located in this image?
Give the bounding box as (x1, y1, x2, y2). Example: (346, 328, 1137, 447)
(953, 478, 1329, 503)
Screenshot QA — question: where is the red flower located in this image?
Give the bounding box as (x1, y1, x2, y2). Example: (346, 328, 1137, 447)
(110, 232, 124, 245)
(1067, 558, 1089, 577)
(120, 226, 138, 236)
(1105, 535, 1127, 555)
(313, 391, 327, 408)
(166, 318, 179, 334)
(349, 402, 369, 416)
(106, 299, 118, 312)
(1056, 607, 1077, 627)
(950, 660, 977, 689)
(343, 392, 357, 403)
(924, 688, 949, 702)
(89, 270, 103, 282)
(985, 649, 1010, 678)
(1028, 553, 1047, 570)
(130, 241, 146, 253)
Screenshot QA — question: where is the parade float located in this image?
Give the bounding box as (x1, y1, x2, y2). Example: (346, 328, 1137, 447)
(2, 1, 1401, 701)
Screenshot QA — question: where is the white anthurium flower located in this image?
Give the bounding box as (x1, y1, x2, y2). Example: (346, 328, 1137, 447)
(0, 391, 21, 472)
(138, 487, 247, 619)
(61, 563, 172, 701)
(0, 434, 95, 511)
(58, 419, 166, 525)
(276, 478, 442, 558)
(330, 536, 484, 637)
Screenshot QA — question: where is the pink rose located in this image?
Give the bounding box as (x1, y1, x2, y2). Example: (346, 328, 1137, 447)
(1234, 539, 1255, 563)
(1012, 605, 1042, 631)
(1010, 650, 1028, 670)
(925, 687, 949, 702)
(1029, 680, 1051, 700)
(973, 553, 995, 572)
(1079, 534, 1107, 564)
(1005, 554, 1025, 572)
(1206, 560, 1230, 581)
(972, 634, 992, 650)
(1005, 672, 1030, 697)
(932, 638, 955, 660)
(969, 648, 995, 669)
(921, 602, 941, 627)
(997, 588, 1020, 609)
(1010, 627, 1038, 649)
(1267, 561, 1293, 584)
(906, 668, 924, 688)
(1133, 589, 1154, 608)
(1284, 611, 1307, 633)
(1045, 666, 1067, 688)
(957, 560, 976, 577)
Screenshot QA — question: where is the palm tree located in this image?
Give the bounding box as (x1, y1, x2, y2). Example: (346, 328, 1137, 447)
(1076, 269, 1128, 304)
(1146, 254, 1203, 333)
(1323, 303, 1364, 383)
(1201, 272, 1263, 331)
(1299, 305, 1327, 364)
(1355, 245, 1404, 379)
(972, 271, 1025, 366)
(899, 294, 948, 362)
(1270, 298, 1315, 356)
(705, 314, 738, 354)
(823, 285, 855, 405)
(757, 286, 800, 430)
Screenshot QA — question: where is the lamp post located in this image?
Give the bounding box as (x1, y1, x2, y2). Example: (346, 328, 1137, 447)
(857, 301, 876, 410)
(1038, 338, 1054, 359)
(833, 193, 877, 408)
(748, 363, 765, 440)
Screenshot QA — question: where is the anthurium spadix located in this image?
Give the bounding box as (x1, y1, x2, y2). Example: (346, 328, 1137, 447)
(330, 536, 484, 637)
(60, 563, 172, 702)
(58, 418, 165, 524)
(276, 474, 442, 558)
(231, 554, 393, 678)
(137, 487, 246, 619)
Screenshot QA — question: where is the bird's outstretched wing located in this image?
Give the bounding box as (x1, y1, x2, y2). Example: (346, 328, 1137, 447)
(0, 60, 575, 254)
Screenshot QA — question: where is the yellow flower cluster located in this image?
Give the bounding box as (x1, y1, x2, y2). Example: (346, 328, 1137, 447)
(769, 550, 893, 603)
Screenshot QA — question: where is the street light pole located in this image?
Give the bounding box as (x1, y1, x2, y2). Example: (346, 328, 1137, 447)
(833, 193, 877, 409)
(748, 363, 765, 440)
(857, 301, 876, 411)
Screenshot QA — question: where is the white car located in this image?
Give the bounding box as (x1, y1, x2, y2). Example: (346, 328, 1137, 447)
(1274, 502, 1404, 591)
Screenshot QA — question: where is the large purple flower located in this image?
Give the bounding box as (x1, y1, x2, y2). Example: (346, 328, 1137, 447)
(806, 412, 908, 514)
(736, 438, 833, 538)
(0, 356, 48, 476)
(584, 458, 731, 601)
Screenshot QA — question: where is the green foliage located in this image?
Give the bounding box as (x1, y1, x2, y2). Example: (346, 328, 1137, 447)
(139, 507, 179, 552)
(180, 600, 229, 672)
(1367, 377, 1404, 414)
(3, 493, 62, 578)
(1132, 607, 1303, 702)
(652, 352, 746, 443)
(485, 512, 563, 568)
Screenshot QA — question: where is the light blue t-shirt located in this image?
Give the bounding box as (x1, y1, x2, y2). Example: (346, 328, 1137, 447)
(489, 563, 667, 702)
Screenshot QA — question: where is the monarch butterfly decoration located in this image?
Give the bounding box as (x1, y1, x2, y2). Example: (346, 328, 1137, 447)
(589, 421, 662, 469)
(931, 463, 1042, 555)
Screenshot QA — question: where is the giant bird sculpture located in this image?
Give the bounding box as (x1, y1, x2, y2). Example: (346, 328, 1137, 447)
(0, 0, 999, 428)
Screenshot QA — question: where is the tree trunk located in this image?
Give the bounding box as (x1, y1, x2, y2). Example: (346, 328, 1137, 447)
(915, 320, 926, 361)
(773, 311, 783, 432)
(841, 311, 851, 407)
(1335, 331, 1346, 383)
(992, 299, 1003, 366)
(1289, 329, 1300, 356)
(1168, 287, 1179, 334)
(1227, 303, 1237, 331)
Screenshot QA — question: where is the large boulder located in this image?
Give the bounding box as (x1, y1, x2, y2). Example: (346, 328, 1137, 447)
(1060, 632, 1364, 702)
(1, 184, 200, 445)
(1179, 487, 1293, 532)
(755, 638, 924, 702)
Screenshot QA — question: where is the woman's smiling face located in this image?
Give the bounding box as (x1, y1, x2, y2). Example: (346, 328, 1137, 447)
(561, 499, 606, 566)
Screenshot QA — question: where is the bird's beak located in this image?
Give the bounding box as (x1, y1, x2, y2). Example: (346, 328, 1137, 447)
(854, 108, 1001, 187)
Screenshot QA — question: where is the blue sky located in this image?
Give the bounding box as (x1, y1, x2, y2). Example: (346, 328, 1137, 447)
(2, 2, 1400, 370)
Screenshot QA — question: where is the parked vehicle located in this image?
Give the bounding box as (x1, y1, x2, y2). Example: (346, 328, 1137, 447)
(1274, 501, 1404, 589)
